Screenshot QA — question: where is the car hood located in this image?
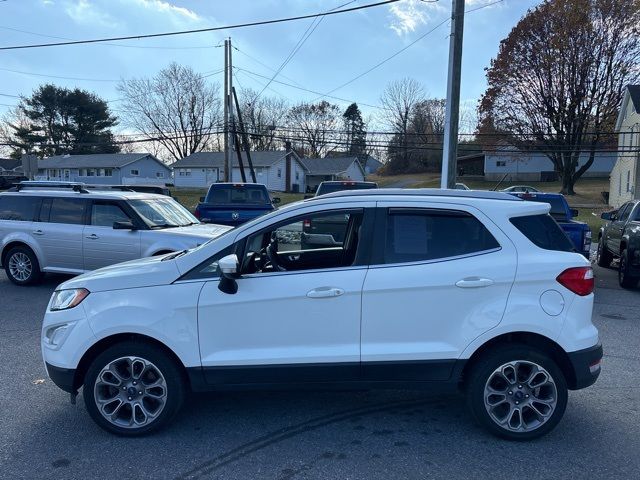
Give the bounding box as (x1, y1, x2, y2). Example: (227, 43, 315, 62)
(57, 255, 182, 293)
(152, 223, 233, 239)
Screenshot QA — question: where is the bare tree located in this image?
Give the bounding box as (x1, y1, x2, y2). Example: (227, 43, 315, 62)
(479, 0, 640, 194)
(286, 100, 341, 158)
(237, 88, 289, 151)
(116, 63, 222, 162)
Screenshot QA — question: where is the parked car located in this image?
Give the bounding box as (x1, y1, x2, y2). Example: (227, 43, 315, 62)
(597, 200, 640, 288)
(502, 186, 541, 193)
(42, 188, 600, 440)
(310, 180, 378, 198)
(454, 182, 470, 190)
(194, 183, 279, 226)
(87, 185, 172, 197)
(0, 175, 28, 190)
(507, 192, 591, 257)
(0, 183, 230, 285)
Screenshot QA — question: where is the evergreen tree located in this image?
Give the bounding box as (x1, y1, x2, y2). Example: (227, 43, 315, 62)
(342, 103, 366, 156)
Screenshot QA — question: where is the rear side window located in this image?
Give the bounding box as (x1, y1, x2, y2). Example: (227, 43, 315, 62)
(0, 196, 39, 221)
(383, 209, 500, 264)
(510, 214, 574, 252)
(46, 198, 87, 225)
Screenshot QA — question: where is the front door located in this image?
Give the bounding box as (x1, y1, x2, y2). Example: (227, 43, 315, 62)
(196, 206, 373, 386)
(83, 200, 141, 270)
(361, 203, 517, 381)
(607, 202, 631, 254)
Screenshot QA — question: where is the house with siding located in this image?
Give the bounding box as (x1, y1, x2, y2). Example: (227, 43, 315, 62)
(37, 153, 171, 185)
(300, 156, 366, 191)
(609, 85, 640, 207)
(171, 150, 308, 192)
(484, 145, 616, 182)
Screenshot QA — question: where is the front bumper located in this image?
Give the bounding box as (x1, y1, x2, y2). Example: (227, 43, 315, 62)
(567, 343, 603, 390)
(45, 362, 77, 394)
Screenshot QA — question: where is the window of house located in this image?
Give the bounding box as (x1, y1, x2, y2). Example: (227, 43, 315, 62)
(185, 169, 192, 177)
(296, 171, 300, 180)
(97, 169, 104, 177)
(496, 160, 507, 167)
(156, 172, 164, 178)
(87, 169, 95, 177)
(627, 170, 631, 192)
(79, 169, 86, 176)
(130, 169, 139, 176)
(104, 168, 113, 177)
(382, 209, 500, 264)
(619, 172, 623, 196)
(277, 168, 282, 178)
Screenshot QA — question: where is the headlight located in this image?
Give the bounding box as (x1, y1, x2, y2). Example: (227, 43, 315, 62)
(50, 288, 90, 311)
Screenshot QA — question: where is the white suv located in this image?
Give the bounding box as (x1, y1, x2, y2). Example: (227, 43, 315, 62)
(41, 189, 602, 440)
(0, 184, 230, 285)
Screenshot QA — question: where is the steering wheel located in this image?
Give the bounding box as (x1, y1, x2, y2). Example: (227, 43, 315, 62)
(265, 232, 286, 272)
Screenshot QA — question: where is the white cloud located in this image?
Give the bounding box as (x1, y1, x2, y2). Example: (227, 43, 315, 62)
(128, 0, 201, 25)
(387, 0, 443, 36)
(64, 0, 122, 29)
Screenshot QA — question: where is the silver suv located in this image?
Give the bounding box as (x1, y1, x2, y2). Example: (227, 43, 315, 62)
(0, 184, 231, 285)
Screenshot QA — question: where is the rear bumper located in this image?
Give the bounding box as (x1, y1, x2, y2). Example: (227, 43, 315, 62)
(45, 362, 77, 394)
(567, 343, 602, 390)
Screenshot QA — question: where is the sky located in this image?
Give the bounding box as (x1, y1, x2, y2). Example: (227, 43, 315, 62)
(0, 0, 541, 133)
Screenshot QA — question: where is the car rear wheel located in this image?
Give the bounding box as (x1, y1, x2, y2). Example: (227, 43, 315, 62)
(4, 246, 42, 286)
(619, 249, 638, 289)
(596, 240, 613, 268)
(466, 345, 568, 441)
(83, 341, 186, 436)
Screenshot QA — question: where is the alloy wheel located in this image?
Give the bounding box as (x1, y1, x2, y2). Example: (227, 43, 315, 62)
(94, 356, 168, 429)
(8, 252, 32, 282)
(483, 360, 558, 433)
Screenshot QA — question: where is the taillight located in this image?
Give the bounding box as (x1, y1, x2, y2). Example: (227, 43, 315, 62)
(556, 267, 594, 296)
(194, 206, 201, 219)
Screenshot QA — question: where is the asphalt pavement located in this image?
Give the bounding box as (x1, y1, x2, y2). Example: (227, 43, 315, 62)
(1, 259, 639, 480)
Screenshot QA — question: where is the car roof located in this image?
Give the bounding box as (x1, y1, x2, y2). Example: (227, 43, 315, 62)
(310, 188, 521, 202)
(319, 180, 377, 185)
(509, 191, 563, 199)
(0, 189, 168, 201)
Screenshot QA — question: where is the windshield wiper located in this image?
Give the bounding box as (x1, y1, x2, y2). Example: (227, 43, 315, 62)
(150, 223, 179, 229)
(161, 249, 188, 261)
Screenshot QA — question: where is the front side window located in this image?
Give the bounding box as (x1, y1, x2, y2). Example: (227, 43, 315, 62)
(91, 202, 130, 227)
(618, 203, 632, 222)
(47, 198, 87, 225)
(0, 196, 39, 221)
(382, 209, 500, 264)
(241, 209, 365, 274)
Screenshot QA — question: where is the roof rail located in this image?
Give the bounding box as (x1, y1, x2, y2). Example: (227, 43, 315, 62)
(306, 188, 522, 202)
(14, 181, 90, 193)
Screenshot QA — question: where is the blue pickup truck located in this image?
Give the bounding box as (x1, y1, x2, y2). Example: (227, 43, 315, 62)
(194, 183, 280, 226)
(508, 192, 591, 257)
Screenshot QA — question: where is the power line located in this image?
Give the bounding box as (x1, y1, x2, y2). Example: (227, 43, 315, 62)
(233, 45, 305, 88)
(0, 0, 404, 51)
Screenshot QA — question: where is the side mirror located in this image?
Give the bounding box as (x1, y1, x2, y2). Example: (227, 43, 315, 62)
(199, 196, 205, 202)
(570, 208, 579, 217)
(272, 197, 281, 204)
(113, 221, 136, 230)
(600, 211, 614, 221)
(217, 254, 239, 294)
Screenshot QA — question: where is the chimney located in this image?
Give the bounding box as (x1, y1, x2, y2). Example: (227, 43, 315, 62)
(285, 141, 292, 193)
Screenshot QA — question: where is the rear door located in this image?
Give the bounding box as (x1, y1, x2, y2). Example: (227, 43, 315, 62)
(83, 200, 141, 270)
(360, 202, 517, 381)
(37, 197, 88, 272)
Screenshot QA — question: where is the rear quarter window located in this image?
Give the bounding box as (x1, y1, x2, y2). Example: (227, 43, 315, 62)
(510, 214, 574, 252)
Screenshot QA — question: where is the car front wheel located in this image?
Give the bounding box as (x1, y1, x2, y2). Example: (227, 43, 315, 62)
(466, 346, 568, 441)
(83, 341, 186, 436)
(4, 246, 42, 286)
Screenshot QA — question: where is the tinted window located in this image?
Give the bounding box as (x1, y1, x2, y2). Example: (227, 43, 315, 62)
(632, 204, 640, 221)
(618, 203, 632, 222)
(510, 214, 574, 252)
(206, 185, 269, 204)
(91, 202, 130, 227)
(316, 183, 377, 196)
(48, 198, 87, 225)
(0, 196, 39, 221)
(384, 210, 500, 264)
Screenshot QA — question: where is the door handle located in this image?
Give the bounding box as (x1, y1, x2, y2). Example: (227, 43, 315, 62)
(32, 230, 44, 236)
(307, 287, 345, 298)
(455, 277, 494, 288)
(85, 234, 99, 240)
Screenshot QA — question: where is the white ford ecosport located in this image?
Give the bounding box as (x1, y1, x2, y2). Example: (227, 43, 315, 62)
(41, 189, 602, 440)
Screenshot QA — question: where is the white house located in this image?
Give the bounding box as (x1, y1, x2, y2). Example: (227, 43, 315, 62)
(484, 145, 616, 182)
(171, 150, 308, 192)
(300, 156, 366, 191)
(609, 85, 640, 208)
(37, 153, 171, 185)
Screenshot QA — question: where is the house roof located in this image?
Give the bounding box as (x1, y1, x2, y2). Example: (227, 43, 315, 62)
(38, 153, 170, 171)
(616, 85, 640, 131)
(171, 150, 304, 169)
(0, 158, 21, 171)
(300, 156, 364, 176)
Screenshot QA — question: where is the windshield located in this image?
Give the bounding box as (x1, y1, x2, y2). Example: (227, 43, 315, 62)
(129, 198, 199, 228)
(316, 183, 377, 196)
(205, 185, 269, 204)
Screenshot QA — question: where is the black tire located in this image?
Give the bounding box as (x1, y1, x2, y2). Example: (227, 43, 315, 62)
(83, 341, 186, 436)
(4, 245, 42, 286)
(466, 345, 568, 441)
(596, 240, 613, 268)
(618, 249, 638, 289)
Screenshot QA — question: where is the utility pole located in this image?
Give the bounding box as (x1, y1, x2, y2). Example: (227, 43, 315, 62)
(223, 39, 230, 182)
(227, 37, 235, 182)
(440, 0, 465, 189)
